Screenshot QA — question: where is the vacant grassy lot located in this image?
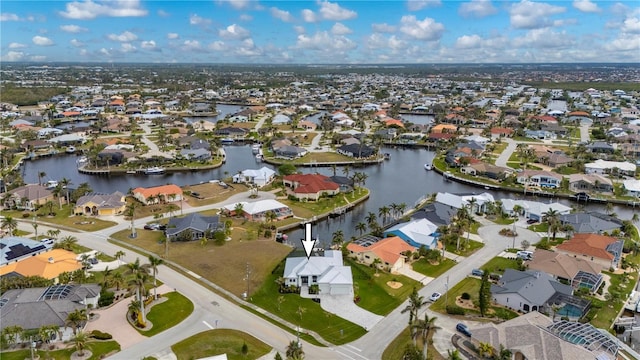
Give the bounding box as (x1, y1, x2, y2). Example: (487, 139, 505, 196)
(347, 258, 421, 315)
(140, 291, 194, 337)
(0, 340, 120, 360)
(112, 225, 292, 297)
(444, 239, 484, 257)
(3, 205, 116, 231)
(182, 183, 250, 207)
(282, 189, 369, 219)
(481, 257, 522, 273)
(411, 258, 456, 278)
(250, 260, 367, 345)
(382, 326, 444, 360)
(172, 329, 271, 360)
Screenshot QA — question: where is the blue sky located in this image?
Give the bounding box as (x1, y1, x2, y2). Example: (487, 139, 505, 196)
(1, 0, 639, 63)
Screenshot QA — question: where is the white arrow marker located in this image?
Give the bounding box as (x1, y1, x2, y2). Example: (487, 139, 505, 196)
(301, 222, 316, 260)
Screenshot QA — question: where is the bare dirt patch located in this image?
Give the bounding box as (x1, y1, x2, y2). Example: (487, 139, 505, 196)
(456, 297, 476, 310)
(387, 281, 403, 289)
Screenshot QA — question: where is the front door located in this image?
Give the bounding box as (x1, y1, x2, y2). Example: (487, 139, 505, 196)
(301, 276, 308, 285)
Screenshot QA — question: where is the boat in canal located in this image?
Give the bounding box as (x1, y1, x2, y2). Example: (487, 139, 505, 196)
(424, 162, 433, 171)
(144, 166, 166, 175)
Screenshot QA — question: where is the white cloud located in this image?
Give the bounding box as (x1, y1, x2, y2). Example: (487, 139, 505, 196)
(226, 0, 250, 10)
(182, 40, 202, 51)
(190, 14, 212, 26)
(157, 9, 170, 17)
(331, 23, 352, 35)
(235, 38, 263, 57)
(70, 39, 84, 47)
(99, 48, 111, 56)
(372, 23, 396, 33)
(1, 51, 25, 61)
(32, 36, 54, 46)
(239, 14, 253, 21)
(302, 9, 317, 22)
(512, 28, 574, 48)
(509, 0, 566, 29)
(141, 40, 156, 49)
(167, 33, 179, 39)
(572, 0, 600, 13)
(399, 15, 445, 41)
(8, 42, 26, 49)
(319, 1, 357, 21)
(296, 31, 357, 52)
(30, 55, 47, 61)
(1, 13, 20, 21)
(270, 7, 292, 22)
(107, 31, 138, 42)
(455, 34, 483, 49)
(459, 0, 498, 18)
(208, 41, 227, 51)
(605, 33, 640, 52)
(622, 17, 640, 34)
(407, 0, 441, 11)
(60, 24, 88, 33)
(59, 0, 147, 19)
(294, 25, 306, 34)
(219, 24, 250, 40)
(120, 43, 136, 53)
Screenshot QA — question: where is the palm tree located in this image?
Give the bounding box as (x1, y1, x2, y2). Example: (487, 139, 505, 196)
(401, 287, 427, 326)
(466, 197, 478, 214)
(60, 177, 71, 205)
(342, 165, 351, 178)
(633, 213, 639, 224)
(331, 230, 344, 249)
(365, 212, 377, 226)
(56, 235, 78, 251)
(65, 308, 87, 335)
(127, 201, 137, 238)
(447, 349, 462, 360)
(478, 341, 494, 358)
(73, 331, 89, 357)
(411, 313, 440, 360)
(372, 258, 382, 274)
(378, 205, 391, 225)
(114, 250, 125, 262)
(1, 216, 18, 236)
(146, 255, 164, 300)
(38, 171, 47, 186)
(542, 209, 561, 241)
(111, 271, 125, 291)
(127, 258, 150, 325)
(286, 340, 304, 360)
(356, 222, 367, 236)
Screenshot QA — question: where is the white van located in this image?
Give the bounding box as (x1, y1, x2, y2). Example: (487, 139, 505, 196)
(516, 251, 533, 260)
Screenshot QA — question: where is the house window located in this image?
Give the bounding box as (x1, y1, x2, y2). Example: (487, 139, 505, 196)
(301, 276, 308, 285)
(312, 276, 317, 282)
(365, 255, 370, 259)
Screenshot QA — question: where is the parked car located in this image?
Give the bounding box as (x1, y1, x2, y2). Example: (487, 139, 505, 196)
(429, 292, 442, 301)
(89, 258, 98, 265)
(40, 238, 55, 246)
(144, 223, 165, 230)
(471, 269, 484, 276)
(526, 219, 539, 224)
(516, 250, 533, 260)
(456, 323, 472, 337)
(190, 192, 203, 199)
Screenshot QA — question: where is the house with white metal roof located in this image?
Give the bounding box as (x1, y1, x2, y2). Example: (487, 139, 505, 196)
(283, 250, 353, 295)
(232, 166, 276, 187)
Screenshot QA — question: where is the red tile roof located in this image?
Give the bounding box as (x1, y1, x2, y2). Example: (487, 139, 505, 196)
(384, 119, 404, 128)
(283, 174, 339, 194)
(556, 233, 617, 261)
(133, 184, 183, 198)
(347, 236, 416, 265)
(490, 127, 515, 135)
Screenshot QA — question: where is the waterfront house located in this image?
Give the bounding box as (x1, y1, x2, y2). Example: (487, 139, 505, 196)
(461, 162, 512, 180)
(584, 159, 636, 176)
(180, 148, 212, 161)
(282, 174, 340, 201)
(221, 199, 292, 221)
(215, 127, 248, 139)
(411, 202, 455, 227)
(526, 249, 603, 292)
(337, 143, 377, 159)
(568, 174, 613, 193)
(274, 145, 307, 159)
(0, 284, 101, 343)
(434, 192, 495, 213)
(500, 199, 571, 221)
(74, 191, 126, 216)
(586, 141, 615, 154)
(516, 170, 562, 189)
(525, 129, 556, 140)
(430, 124, 457, 134)
(232, 166, 277, 187)
(491, 269, 581, 315)
(283, 250, 353, 296)
(558, 212, 623, 234)
(346, 236, 416, 272)
(623, 179, 640, 197)
(4, 184, 54, 211)
(132, 184, 183, 205)
(165, 213, 225, 241)
(21, 139, 52, 151)
(383, 218, 439, 249)
(556, 233, 623, 269)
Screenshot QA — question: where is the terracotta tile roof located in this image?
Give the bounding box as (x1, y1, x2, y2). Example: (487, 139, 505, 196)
(62, 111, 81, 117)
(568, 111, 590, 117)
(0, 249, 81, 279)
(384, 119, 404, 127)
(527, 249, 602, 280)
(283, 174, 339, 194)
(556, 233, 617, 260)
(490, 127, 515, 135)
(347, 236, 416, 265)
(133, 184, 183, 198)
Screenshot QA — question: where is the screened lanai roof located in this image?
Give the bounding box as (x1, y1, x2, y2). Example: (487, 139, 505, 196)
(547, 320, 619, 358)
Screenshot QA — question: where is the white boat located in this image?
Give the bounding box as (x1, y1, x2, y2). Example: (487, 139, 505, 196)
(221, 138, 234, 144)
(46, 180, 58, 189)
(144, 166, 165, 175)
(251, 143, 261, 154)
(424, 162, 433, 171)
(255, 153, 264, 162)
(66, 146, 76, 153)
(76, 156, 88, 164)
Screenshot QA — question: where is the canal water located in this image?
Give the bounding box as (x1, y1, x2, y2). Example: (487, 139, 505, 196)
(21, 145, 623, 248)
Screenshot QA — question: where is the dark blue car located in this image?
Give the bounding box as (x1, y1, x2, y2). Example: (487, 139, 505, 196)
(456, 323, 472, 337)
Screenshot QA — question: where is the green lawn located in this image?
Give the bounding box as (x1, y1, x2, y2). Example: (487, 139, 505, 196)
(2, 205, 116, 231)
(347, 258, 421, 316)
(481, 257, 522, 274)
(528, 223, 548, 232)
(0, 341, 120, 360)
(444, 239, 484, 257)
(138, 291, 194, 337)
(491, 216, 515, 225)
(411, 258, 456, 278)
(249, 260, 367, 345)
(172, 329, 271, 360)
(587, 271, 638, 329)
(382, 326, 444, 360)
(281, 189, 369, 220)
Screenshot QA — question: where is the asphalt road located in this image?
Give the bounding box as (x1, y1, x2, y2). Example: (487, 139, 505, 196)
(14, 197, 540, 359)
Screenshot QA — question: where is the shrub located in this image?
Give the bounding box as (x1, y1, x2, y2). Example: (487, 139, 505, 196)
(90, 330, 113, 340)
(98, 290, 115, 307)
(241, 342, 248, 355)
(461, 292, 471, 300)
(446, 305, 466, 315)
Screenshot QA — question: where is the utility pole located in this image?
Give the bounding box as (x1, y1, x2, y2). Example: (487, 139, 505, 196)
(244, 262, 251, 300)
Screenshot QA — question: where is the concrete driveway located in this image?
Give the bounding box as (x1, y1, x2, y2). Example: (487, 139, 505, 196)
(319, 294, 383, 331)
(477, 224, 542, 251)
